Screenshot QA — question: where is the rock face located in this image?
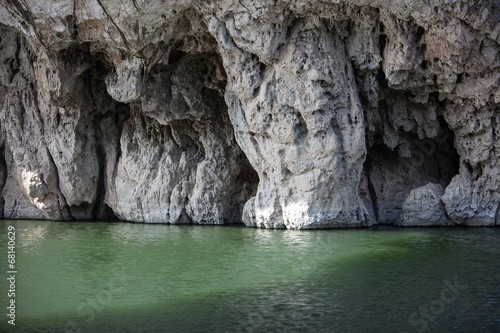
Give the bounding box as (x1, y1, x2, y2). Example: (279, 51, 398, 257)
(209, 17, 370, 229)
(0, 0, 498, 228)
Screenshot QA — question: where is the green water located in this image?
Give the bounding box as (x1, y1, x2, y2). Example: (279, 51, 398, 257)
(0, 220, 499, 333)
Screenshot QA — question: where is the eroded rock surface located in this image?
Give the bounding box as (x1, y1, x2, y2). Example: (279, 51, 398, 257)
(0, 0, 498, 228)
(209, 17, 370, 229)
(106, 52, 257, 224)
(400, 183, 451, 226)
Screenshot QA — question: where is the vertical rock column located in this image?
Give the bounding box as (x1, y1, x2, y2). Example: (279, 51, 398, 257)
(0, 27, 112, 220)
(33, 48, 101, 219)
(209, 18, 371, 229)
(0, 28, 71, 220)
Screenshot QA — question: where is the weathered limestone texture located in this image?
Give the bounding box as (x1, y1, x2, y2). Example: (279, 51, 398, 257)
(0, 0, 498, 228)
(106, 52, 257, 224)
(400, 183, 452, 226)
(208, 17, 370, 229)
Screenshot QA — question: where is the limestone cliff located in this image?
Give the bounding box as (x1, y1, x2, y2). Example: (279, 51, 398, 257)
(0, 0, 498, 229)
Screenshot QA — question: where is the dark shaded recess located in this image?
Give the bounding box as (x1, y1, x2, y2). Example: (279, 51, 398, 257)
(58, 42, 119, 220)
(361, 69, 459, 223)
(88, 48, 120, 220)
(379, 23, 387, 55)
(362, 157, 379, 222)
(201, 87, 222, 111)
(368, 126, 459, 185)
(415, 26, 425, 42)
(168, 49, 186, 65)
(70, 202, 92, 220)
(295, 110, 308, 139)
(93, 109, 121, 221)
(142, 48, 258, 224)
(91, 60, 128, 221)
(114, 102, 130, 121)
(430, 91, 446, 108)
(377, 68, 388, 89)
(363, 116, 459, 224)
(465, 160, 474, 174)
(229, 151, 259, 222)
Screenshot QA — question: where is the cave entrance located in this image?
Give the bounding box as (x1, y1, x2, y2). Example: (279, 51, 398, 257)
(361, 117, 460, 225)
(99, 16, 259, 224)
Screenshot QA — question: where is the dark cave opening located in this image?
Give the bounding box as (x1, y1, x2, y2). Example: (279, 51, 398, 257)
(361, 111, 460, 225)
(168, 49, 187, 64)
(57, 42, 121, 220)
(114, 102, 130, 122)
(108, 41, 259, 224)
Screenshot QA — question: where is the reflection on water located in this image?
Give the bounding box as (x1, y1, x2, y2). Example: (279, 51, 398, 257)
(0, 221, 499, 332)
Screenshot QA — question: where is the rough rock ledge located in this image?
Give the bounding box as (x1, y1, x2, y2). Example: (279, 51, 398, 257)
(0, 0, 498, 229)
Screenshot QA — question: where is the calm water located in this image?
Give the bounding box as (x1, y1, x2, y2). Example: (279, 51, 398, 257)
(0, 220, 499, 333)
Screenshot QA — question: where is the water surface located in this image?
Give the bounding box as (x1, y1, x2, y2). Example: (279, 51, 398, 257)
(1, 220, 499, 332)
